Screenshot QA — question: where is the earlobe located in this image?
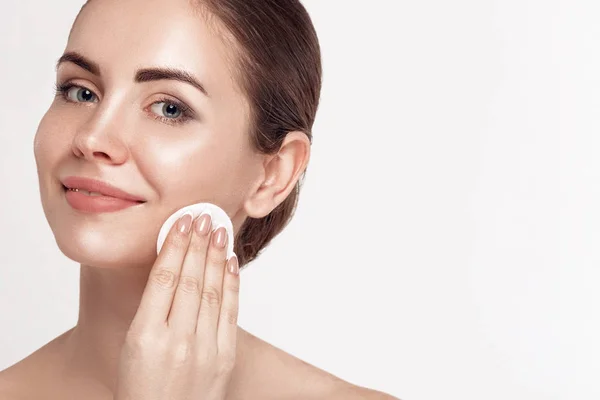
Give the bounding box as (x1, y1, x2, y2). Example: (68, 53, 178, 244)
(243, 131, 310, 219)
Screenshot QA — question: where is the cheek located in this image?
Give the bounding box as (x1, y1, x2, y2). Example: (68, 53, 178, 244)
(33, 110, 71, 204)
(134, 132, 254, 211)
(136, 135, 232, 199)
(34, 109, 72, 172)
(34, 115, 54, 171)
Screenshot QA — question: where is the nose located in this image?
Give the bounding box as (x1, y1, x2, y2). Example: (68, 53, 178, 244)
(71, 113, 130, 165)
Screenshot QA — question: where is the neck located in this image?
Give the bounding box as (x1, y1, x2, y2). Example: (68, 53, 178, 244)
(59, 263, 251, 397)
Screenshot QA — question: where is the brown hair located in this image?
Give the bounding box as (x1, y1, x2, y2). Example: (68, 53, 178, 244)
(77, 0, 322, 268)
(193, 0, 322, 267)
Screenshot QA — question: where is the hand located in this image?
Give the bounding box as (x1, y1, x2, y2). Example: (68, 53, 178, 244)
(114, 211, 241, 400)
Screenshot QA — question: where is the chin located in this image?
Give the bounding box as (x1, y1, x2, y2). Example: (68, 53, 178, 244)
(37, 181, 183, 269)
(54, 230, 157, 269)
(44, 201, 160, 270)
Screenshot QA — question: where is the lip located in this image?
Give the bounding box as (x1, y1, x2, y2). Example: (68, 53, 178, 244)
(61, 176, 146, 213)
(61, 176, 146, 202)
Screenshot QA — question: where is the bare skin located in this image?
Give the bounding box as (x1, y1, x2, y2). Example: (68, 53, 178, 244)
(0, 0, 397, 398)
(0, 326, 386, 400)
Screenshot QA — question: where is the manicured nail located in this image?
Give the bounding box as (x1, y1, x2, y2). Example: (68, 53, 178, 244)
(213, 226, 227, 248)
(228, 254, 239, 275)
(177, 212, 193, 234)
(195, 212, 212, 235)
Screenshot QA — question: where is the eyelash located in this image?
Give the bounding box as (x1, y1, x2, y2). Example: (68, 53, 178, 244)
(52, 82, 195, 126)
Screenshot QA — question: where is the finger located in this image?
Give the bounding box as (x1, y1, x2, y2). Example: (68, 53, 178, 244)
(196, 225, 228, 342)
(217, 254, 240, 358)
(168, 212, 212, 334)
(133, 211, 193, 329)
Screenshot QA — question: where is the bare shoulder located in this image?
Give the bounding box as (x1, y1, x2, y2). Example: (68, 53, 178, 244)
(328, 383, 401, 400)
(236, 328, 399, 400)
(0, 363, 31, 400)
(0, 329, 73, 400)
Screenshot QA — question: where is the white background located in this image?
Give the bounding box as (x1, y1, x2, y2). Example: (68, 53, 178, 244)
(0, 1, 597, 399)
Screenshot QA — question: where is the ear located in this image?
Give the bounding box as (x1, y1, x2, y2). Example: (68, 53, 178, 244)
(243, 131, 311, 219)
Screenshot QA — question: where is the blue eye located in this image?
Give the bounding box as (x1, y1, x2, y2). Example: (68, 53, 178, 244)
(148, 99, 194, 125)
(72, 87, 95, 102)
(53, 82, 196, 126)
(60, 84, 98, 103)
(151, 102, 183, 119)
(53, 82, 98, 104)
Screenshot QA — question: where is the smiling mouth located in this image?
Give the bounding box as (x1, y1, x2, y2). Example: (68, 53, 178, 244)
(65, 187, 105, 197)
(62, 185, 146, 203)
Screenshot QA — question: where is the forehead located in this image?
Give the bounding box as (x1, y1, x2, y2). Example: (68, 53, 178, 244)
(67, 0, 239, 98)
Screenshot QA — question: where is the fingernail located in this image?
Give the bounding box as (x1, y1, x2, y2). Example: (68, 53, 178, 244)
(195, 212, 212, 235)
(213, 226, 228, 248)
(177, 212, 193, 234)
(228, 254, 239, 275)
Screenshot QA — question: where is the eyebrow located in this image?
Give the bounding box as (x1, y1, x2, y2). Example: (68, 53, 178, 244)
(55, 51, 210, 97)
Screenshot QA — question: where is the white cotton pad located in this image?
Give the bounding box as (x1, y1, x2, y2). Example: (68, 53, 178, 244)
(156, 203, 235, 261)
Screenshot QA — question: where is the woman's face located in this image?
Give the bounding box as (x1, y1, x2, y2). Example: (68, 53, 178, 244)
(34, 0, 262, 269)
